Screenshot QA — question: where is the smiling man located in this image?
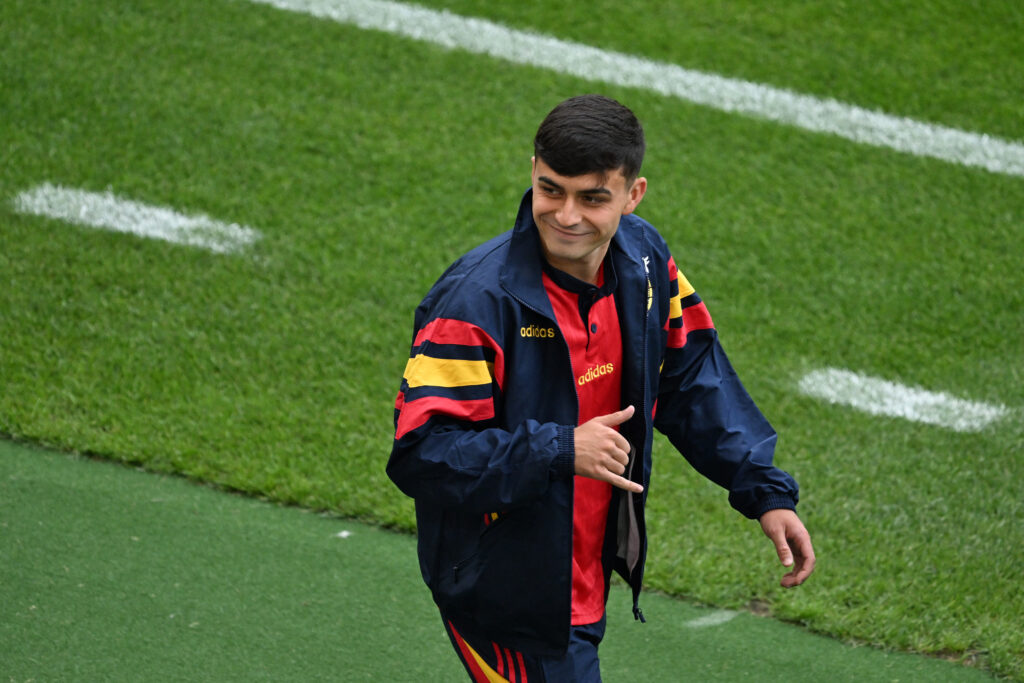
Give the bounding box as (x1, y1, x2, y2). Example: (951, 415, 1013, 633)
(388, 94, 815, 682)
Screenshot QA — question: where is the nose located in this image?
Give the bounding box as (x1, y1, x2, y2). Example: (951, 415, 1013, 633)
(555, 197, 581, 227)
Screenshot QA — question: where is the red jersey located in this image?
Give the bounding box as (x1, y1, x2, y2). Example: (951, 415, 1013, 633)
(542, 261, 622, 626)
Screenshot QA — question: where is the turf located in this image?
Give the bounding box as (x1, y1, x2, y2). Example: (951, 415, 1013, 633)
(0, 440, 997, 681)
(1, 0, 1022, 678)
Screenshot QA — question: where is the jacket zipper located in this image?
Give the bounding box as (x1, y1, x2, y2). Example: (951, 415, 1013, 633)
(631, 236, 651, 623)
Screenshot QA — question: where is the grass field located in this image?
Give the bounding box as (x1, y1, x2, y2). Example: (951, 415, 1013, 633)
(1, 440, 997, 681)
(2, 0, 1022, 678)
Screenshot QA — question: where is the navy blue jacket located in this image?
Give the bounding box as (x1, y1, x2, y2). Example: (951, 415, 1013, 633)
(387, 190, 798, 656)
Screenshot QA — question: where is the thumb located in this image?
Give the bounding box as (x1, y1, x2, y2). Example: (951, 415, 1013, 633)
(774, 537, 794, 567)
(600, 404, 635, 426)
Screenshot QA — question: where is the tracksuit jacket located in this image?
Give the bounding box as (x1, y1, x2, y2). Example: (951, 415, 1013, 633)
(387, 189, 799, 656)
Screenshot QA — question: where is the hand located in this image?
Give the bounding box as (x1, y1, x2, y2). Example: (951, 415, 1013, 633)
(573, 405, 644, 493)
(759, 508, 815, 588)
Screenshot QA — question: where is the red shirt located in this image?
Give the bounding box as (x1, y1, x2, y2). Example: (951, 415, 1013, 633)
(542, 262, 622, 625)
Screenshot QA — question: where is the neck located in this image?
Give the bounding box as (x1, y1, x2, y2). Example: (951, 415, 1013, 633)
(542, 248, 607, 285)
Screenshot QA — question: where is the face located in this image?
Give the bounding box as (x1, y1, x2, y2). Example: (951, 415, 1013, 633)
(531, 157, 647, 283)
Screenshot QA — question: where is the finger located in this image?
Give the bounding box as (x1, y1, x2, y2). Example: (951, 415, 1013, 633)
(793, 531, 815, 563)
(598, 404, 635, 427)
(781, 559, 814, 588)
(604, 471, 644, 493)
(792, 561, 815, 586)
(604, 454, 627, 475)
(790, 537, 817, 583)
(608, 433, 632, 462)
(781, 534, 815, 587)
(767, 528, 794, 568)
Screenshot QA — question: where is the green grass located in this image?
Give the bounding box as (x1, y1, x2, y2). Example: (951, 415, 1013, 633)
(1, 440, 464, 681)
(410, 0, 1024, 139)
(3, 440, 997, 681)
(1, 0, 1022, 678)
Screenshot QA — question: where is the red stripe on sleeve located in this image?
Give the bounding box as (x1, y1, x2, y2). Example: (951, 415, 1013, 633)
(666, 323, 685, 349)
(667, 301, 715, 349)
(682, 301, 714, 333)
(395, 396, 495, 440)
(667, 255, 679, 283)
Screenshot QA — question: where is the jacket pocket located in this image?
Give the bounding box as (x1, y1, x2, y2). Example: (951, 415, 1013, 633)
(434, 502, 570, 643)
(443, 510, 516, 600)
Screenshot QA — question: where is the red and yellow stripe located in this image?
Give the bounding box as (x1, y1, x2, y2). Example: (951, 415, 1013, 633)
(665, 256, 714, 349)
(448, 621, 529, 683)
(394, 318, 504, 439)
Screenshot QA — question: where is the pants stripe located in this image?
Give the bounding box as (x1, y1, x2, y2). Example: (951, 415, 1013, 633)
(516, 651, 529, 683)
(448, 621, 509, 683)
(492, 643, 504, 677)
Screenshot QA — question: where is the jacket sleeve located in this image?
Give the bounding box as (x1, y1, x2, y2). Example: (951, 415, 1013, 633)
(652, 256, 798, 519)
(387, 313, 576, 515)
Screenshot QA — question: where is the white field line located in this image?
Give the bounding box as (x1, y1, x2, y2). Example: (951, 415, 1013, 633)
(798, 368, 1010, 432)
(13, 183, 261, 254)
(685, 610, 738, 628)
(247, 0, 1024, 177)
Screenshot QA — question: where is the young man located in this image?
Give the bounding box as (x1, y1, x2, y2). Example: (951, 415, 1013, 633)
(388, 94, 815, 681)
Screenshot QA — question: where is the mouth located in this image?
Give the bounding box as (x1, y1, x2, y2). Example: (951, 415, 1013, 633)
(543, 220, 589, 240)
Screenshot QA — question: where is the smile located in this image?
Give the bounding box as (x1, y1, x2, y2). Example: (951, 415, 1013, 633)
(544, 221, 590, 240)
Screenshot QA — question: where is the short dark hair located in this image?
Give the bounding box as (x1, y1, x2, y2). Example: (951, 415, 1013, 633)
(533, 94, 645, 181)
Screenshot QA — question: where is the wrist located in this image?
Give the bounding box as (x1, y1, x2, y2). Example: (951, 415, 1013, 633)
(550, 424, 575, 479)
(756, 494, 797, 519)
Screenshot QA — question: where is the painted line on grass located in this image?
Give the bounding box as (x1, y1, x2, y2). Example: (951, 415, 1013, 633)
(12, 183, 261, 254)
(686, 610, 738, 628)
(247, 0, 1024, 177)
(798, 368, 1010, 432)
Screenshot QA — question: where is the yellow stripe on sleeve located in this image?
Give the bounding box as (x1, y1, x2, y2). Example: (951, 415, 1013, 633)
(677, 272, 695, 298)
(403, 354, 494, 389)
(668, 293, 683, 319)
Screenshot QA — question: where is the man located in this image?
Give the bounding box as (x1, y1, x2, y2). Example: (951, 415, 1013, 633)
(387, 94, 815, 681)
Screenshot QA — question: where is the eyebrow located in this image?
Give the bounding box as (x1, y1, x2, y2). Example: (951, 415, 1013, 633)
(537, 175, 612, 197)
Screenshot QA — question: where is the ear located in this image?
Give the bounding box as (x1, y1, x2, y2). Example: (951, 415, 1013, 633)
(622, 177, 648, 215)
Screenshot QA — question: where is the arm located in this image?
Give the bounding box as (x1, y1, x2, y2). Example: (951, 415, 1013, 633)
(653, 257, 814, 584)
(653, 257, 798, 518)
(387, 316, 575, 514)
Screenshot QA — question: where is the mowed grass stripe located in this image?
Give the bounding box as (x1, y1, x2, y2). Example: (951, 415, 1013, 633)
(0, 440, 996, 681)
(248, 0, 1024, 177)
